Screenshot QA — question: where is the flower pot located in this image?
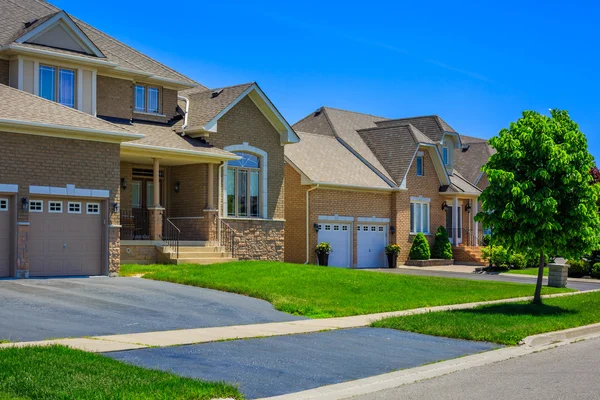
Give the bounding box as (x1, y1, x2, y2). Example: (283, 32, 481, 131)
(387, 253, 397, 269)
(317, 252, 329, 266)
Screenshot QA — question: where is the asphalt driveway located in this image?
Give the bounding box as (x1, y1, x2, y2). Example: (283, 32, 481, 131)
(0, 277, 303, 342)
(107, 327, 500, 399)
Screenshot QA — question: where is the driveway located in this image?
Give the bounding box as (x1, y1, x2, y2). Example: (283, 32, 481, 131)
(107, 327, 500, 399)
(0, 277, 303, 342)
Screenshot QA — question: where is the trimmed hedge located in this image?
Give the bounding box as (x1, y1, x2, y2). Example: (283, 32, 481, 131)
(409, 233, 431, 260)
(431, 226, 453, 260)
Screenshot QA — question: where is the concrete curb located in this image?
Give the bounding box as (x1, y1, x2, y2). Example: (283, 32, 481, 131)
(257, 324, 600, 400)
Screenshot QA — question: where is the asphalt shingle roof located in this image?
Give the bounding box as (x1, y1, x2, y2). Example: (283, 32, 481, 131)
(375, 115, 457, 143)
(444, 169, 483, 194)
(454, 136, 495, 184)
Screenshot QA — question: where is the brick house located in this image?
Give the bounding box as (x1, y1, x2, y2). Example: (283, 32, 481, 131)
(0, 0, 298, 278)
(285, 107, 489, 267)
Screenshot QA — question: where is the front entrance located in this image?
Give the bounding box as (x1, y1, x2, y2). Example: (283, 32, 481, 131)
(317, 222, 351, 267)
(446, 206, 462, 245)
(124, 168, 164, 239)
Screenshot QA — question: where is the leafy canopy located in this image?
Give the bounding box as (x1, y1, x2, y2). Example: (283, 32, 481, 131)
(475, 109, 600, 259)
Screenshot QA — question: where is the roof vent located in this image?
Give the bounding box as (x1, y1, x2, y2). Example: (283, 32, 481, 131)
(314, 110, 322, 117)
(461, 144, 471, 152)
(211, 89, 224, 98)
(24, 18, 39, 29)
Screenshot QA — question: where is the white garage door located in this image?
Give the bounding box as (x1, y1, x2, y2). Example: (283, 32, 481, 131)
(357, 224, 387, 268)
(0, 197, 10, 277)
(318, 222, 351, 268)
(29, 199, 103, 277)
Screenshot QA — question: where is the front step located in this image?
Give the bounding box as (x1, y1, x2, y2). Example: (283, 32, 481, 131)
(166, 252, 233, 260)
(160, 246, 227, 254)
(453, 246, 486, 265)
(175, 257, 238, 265)
(158, 244, 235, 265)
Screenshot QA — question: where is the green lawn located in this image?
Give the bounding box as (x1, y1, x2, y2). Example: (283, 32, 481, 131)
(121, 262, 570, 318)
(372, 291, 600, 345)
(0, 345, 241, 400)
(501, 267, 549, 276)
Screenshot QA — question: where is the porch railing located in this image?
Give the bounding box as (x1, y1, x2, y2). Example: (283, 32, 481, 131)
(449, 228, 487, 247)
(161, 213, 181, 259)
(120, 209, 150, 240)
(215, 214, 236, 257)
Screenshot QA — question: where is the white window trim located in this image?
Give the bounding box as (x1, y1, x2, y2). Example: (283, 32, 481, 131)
(416, 154, 424, 176)
(30, 200, 43, 212)
(0, 184, 18, 193)
(68, 201, 82, 214)
(48, 201, 63, 213)
(134, 84, 162, 115)
(30, 184, 109, 198)
(223, 143, 268, 218)
(0, 198, 8, 211)
(87, 202, 101, 215)
(410, 198, 431, 235)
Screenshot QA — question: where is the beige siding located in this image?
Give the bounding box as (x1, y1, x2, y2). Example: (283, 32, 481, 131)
(9, 59, 18, 88)
(0, 59, 8, 85)
(22, 60, 34, 94)
(82, 69, 93, 114)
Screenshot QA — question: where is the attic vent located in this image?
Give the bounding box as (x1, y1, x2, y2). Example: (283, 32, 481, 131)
(314, 110, 322, 117)
(461, 144, 471, 152)
(211, 89, 224, 98)
(24, 18, 39, 29)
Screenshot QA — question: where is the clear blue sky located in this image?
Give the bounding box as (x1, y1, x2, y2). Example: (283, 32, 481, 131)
(54, 0, 599, 161)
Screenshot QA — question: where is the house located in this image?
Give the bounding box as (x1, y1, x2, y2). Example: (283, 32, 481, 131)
(284, 107, 489, 267)
(0, 0, 298, 278)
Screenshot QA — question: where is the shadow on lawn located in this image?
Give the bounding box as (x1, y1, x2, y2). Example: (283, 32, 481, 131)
(459, 303, 576, 317)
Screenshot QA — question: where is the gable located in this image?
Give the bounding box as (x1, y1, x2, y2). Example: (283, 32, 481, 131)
(29, 22, 88, 53)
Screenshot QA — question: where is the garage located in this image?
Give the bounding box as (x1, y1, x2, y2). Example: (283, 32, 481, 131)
(29, 198, 104, 277)
(357, 224, 387, 268)
(0, 197, 11, 277)
(317, 222, 351, 267)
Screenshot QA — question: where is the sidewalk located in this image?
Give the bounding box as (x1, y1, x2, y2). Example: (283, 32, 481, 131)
(1, 289, 597, 353)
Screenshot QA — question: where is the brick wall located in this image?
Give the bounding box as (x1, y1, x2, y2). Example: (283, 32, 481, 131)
(97, 75, 133, 120)
(168, 164, 207, 217)
(284, 163, 307, 263)
(0, 59, 8, 86)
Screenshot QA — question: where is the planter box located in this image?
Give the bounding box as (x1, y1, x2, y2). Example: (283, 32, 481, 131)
(405, 259, 454, 267)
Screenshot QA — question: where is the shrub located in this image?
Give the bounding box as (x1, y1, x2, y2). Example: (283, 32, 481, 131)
(567, 259, 588, 278)
(431, 226, 453, 259)
(481, 246, 510, 269)
(510, 253, 527, 269)
(409, 233, 431, 260)
(315, 242, 331, 255)
(591, 263, 600, 279)
(384, 244, 401, 256)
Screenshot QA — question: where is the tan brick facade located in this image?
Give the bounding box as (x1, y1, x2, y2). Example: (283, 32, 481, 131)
(0, 59, 9, 86)
(0, 132, 121, 276)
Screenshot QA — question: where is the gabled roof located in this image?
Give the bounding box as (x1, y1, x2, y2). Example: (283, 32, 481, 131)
(454, 135, 496, 185)
(285, 131, 391, 189)
(179, 82, 299, 145)
(374, 115, 457, 143)
(0, 0, 197, 87)
(442, 169, 483, 195)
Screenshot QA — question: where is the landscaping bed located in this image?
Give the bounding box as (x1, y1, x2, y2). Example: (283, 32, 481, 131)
(0, 345, 241, 399)
(121, 261, 570, 318)
(372, 291, 600, 345)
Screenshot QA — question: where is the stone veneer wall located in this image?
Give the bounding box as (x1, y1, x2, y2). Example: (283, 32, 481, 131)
(225, 219, 285, 261)
(121, 244, 159, 264)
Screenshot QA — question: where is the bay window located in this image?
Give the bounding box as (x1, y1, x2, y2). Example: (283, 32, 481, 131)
(410, 200, 430, 234)
(227, 152, 260, 217)
(40, 65, 75, 107)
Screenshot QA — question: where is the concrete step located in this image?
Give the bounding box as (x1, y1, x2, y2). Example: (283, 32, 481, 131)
(166, 252, 232, 260)
(160, 246, 226, 254)
(175, 258, 238, 265)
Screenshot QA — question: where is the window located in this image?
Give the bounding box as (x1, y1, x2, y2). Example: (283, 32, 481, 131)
(40, 65, 75, 107)
(30, 200, 43, 212)
(49, 201, 63, 213)
(416, 155, 424, 176)
(227, 152, 261, 217)
(371, 226, 376, 231)
(87, 203, 100, 215)
(363, 226, 368, 231)
(0, 199, 7, 211)
(443, 147, 449, 165)
(134, 84, 161, 114)
(410, 201, 430, 234)
(325, 225, 331, 231)
(342, 226, 348, 231)
(334, 225, 340, 231)
(378, 226, 384, 232)
(68, 202, 82, 214)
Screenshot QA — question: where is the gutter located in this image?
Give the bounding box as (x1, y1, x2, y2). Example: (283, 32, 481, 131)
(0, 118, 143, 141)
(305, 184, 320, 264)
(178, 95, 190, 136)
(120, 142, 241, 161)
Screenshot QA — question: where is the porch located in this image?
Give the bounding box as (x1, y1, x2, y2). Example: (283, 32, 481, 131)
(441, 194, 486, 265)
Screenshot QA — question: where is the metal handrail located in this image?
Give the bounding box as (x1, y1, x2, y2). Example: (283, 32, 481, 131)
(160, 213, 181, 259)
(214, 214, 235, 257)
(448, 228, 486, 247)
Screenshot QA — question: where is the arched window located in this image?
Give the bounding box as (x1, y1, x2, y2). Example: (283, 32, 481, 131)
(227, 152, 261, 217)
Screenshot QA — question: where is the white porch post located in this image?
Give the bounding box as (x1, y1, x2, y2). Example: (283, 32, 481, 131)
(474, 200, 479, 244)
(152, 158, 160, 207)
(452, 196, 459, 246)
(207, 163, 214, 210)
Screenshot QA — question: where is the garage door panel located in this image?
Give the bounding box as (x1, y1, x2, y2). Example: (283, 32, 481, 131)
(0, 197, 11, 277)
(357, 224, 387, 268)
(318, 223, 351, 268)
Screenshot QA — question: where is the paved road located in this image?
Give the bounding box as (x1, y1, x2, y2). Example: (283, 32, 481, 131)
(356, 336, 600, 400)
(0, 277, 303, 342)
(107, 327, 499, 399)
(371, 268, 600, 291)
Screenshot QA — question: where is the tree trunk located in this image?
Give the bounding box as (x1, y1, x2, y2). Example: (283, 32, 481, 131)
(533, 250, 545, 305)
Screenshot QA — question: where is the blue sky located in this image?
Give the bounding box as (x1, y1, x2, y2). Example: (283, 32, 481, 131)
(54, 0, 599, 161)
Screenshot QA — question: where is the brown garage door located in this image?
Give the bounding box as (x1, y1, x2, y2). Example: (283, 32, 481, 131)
(0, 197, 10, 277)
(29, 199, 103, 277)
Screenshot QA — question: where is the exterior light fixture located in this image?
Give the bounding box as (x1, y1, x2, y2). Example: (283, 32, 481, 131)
(465, 202, 472, 214)
(441, 201, 448, 211)
(121, 178, 127, 190)
(174, 181, 181, 193)
(390, 226, 396, 235)
(112, 202, 119, 213)
(21, 197, 29, 211)
(313, 223, 320, 232)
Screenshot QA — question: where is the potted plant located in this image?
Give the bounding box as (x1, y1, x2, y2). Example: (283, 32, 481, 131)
(315, 242, 332, 266)
(385, 244, 401, 268)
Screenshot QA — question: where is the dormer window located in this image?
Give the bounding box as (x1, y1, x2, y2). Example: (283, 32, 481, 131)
(443, 147, 449, 165)
(416, 154, 424, 176)
(39, 65, 75, 108)
(134, 84, 161, 114)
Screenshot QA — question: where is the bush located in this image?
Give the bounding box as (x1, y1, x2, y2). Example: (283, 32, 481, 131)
(431, 226, 453, 259)
(591, 263, 600, 279)
(510, 253, 527, 269)
(481, 246, 510, 269)
(409, 233, 431, 260)
(567, 259, 588, 278)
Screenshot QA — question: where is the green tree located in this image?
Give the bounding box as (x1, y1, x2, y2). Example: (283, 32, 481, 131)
(409, 233, 431, 260)
(431, 226, 453, 259)
(476, 110, 600, 304)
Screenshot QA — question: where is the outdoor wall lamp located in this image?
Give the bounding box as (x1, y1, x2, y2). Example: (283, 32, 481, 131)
(21, 197, 29, 211)
(313, 223, 320, 232)
(441, 201, 448, 211)
(390, 226, 396, 235)
(112, 202, 119, 213)
(121, 178, 127, 190)
(174, 181, 181, 193)
(465, 201, 472, 214)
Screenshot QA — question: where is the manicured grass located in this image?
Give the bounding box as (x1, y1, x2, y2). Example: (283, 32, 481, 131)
(372, 291, 600, 345)
(0, 345, 242, 400)
(121, 262, 570, 318)
(501, 267, 548, 276)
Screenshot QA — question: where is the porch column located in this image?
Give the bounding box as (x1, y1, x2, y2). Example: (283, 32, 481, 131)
(207, 163, 214, 210)
(149, 158, 163, 240)
(203, 163, 218, 244)
(452, 197, 459, 246)
(474, 200, 479, 244)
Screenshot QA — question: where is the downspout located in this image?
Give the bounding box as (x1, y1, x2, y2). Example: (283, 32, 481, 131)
(178, 95, 190, 136)
(218, 162, 224, 243)
(305, 184, 320, 264)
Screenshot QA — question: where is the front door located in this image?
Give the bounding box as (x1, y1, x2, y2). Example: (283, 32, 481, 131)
(446, 206, 462, 245)
(130, 178, 163, 239)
